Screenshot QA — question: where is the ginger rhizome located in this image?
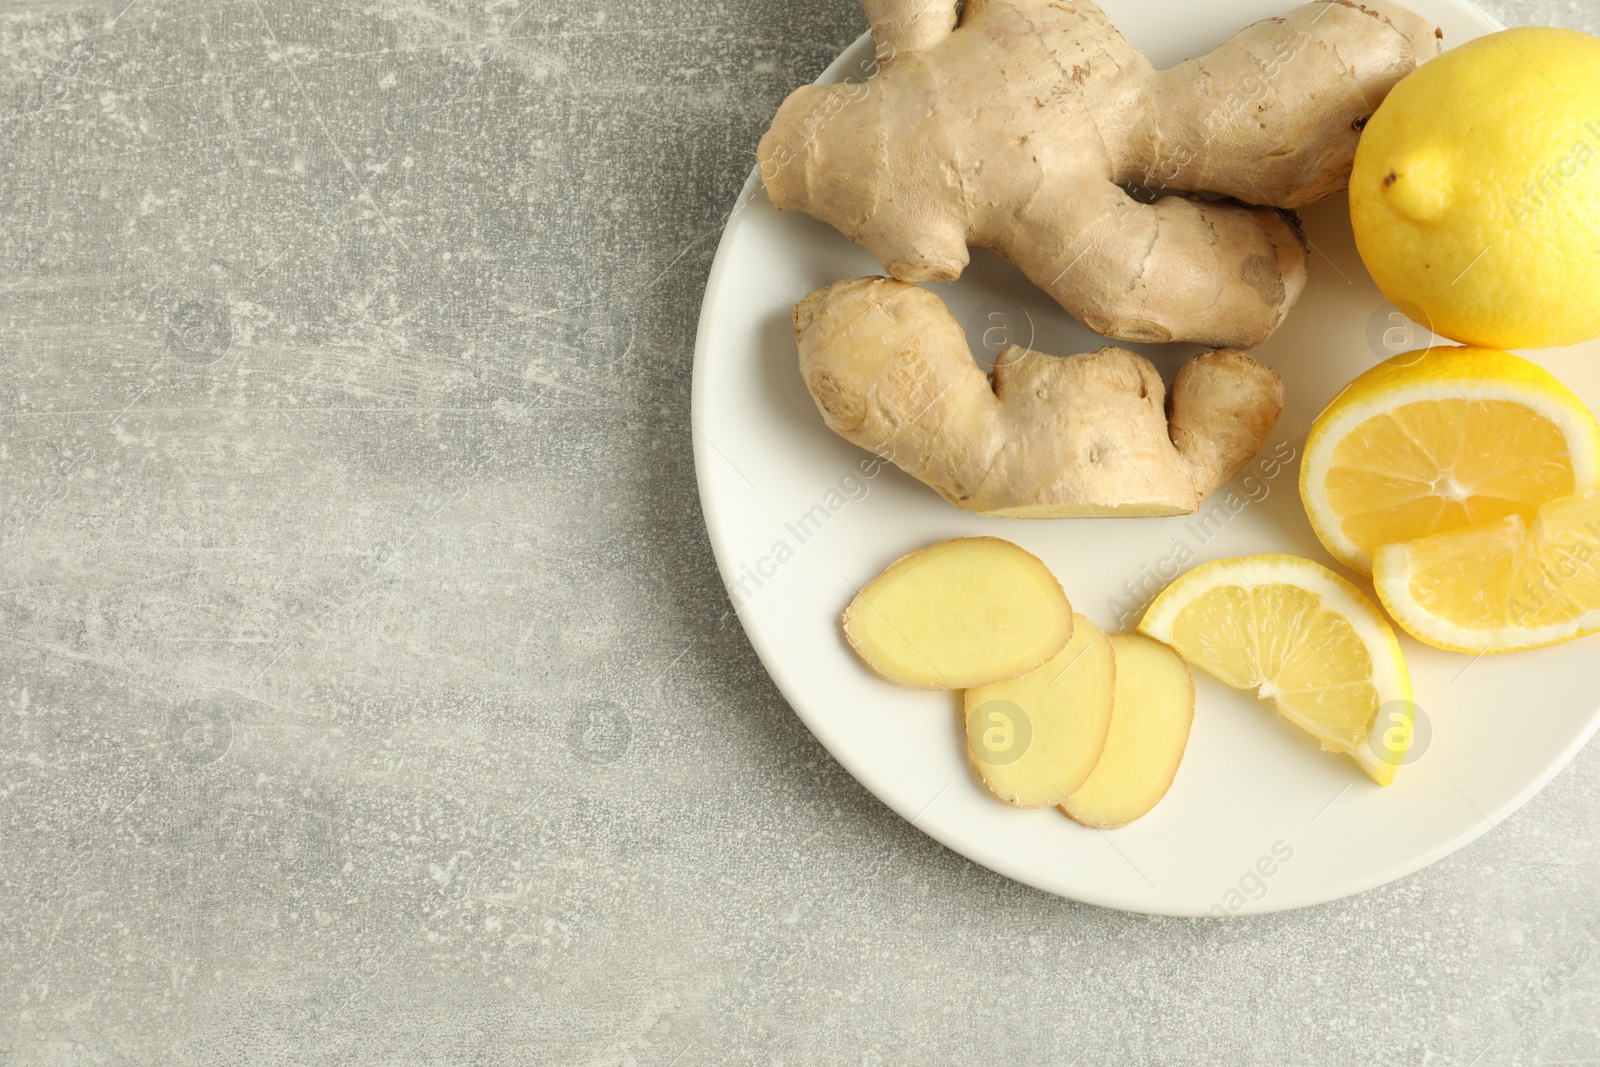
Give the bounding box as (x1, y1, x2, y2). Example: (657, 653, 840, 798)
(761, 0, 1439, 348)
(797, 278, 1284, 517)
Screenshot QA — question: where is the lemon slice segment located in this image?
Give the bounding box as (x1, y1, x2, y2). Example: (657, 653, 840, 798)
(1374, 490, 1600, 654)
(1139, 555, 1414, 785)
(1301, 347, 1600, 574)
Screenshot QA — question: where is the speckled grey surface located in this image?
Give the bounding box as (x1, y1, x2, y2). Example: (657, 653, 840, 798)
(1, 0, 1597, 1063)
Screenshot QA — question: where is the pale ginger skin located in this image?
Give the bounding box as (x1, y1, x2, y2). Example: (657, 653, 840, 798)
(796, 278, 1284, 517)
(762, 0, 1441, 348)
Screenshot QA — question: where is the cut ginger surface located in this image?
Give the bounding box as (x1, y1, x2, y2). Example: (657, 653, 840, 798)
(842, 538, 1072, 689)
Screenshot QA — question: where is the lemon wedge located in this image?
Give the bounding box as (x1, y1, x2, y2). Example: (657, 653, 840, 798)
(1139, 556, 1414, 785)
(1301, 346, 1600, 574)
(1374, 489, 1600, 654)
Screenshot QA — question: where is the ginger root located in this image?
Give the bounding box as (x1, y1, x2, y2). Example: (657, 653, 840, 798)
(761, 0, 1439, 348)
(797, 278, 1284, 517)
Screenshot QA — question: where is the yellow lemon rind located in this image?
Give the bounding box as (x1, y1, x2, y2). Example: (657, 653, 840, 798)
(1350, 29, 1600, 350)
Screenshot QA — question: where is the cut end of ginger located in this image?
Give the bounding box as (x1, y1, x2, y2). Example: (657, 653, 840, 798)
(842, 537, 1073, 689)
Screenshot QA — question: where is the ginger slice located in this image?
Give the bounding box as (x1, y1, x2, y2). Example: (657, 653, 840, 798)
(965, 614, 1115, 808)
(1061, 634, 1195, 829)
(843, 537, 1072, 689)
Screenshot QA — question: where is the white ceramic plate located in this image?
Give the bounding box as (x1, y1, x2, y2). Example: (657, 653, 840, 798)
(693, 0, 1600, 915)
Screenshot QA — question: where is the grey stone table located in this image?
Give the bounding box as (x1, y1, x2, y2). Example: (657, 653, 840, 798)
(1, 0, 1596, 1063)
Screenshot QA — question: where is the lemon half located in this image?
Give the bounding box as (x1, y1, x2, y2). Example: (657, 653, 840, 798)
(1301, 346, 1600, 574)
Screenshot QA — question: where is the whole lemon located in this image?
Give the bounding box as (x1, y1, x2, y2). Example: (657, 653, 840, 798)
(1351, 28, 1600, 350)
